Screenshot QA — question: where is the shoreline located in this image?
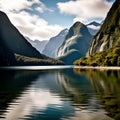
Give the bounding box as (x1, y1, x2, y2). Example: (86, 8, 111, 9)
(0, 65, 120, 70)
(73, 65, 120, 70)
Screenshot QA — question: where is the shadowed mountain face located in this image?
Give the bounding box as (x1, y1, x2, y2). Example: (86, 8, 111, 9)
(0, 11, 43, 59)
(74, 0, 120, 66)
(42, 29, 68, 58)
(57, 22, 92, 65)
(0, 11, 64, 66)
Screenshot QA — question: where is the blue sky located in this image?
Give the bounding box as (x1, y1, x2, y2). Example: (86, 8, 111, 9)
(0, 0, 115, 40)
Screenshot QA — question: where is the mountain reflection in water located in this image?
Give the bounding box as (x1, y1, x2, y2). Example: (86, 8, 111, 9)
(0, 67, 119, 120)
(74, 68, 120, 120)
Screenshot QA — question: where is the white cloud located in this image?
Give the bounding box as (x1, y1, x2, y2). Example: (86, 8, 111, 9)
(0, 0, 51, 13)
(0, 0, 63, 40)
(8, 11, 63, 40)
(0, 0, 35, 13)
(57, 0, 113, 23)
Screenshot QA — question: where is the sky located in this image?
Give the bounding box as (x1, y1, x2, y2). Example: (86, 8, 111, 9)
(0, 0, 115, 41)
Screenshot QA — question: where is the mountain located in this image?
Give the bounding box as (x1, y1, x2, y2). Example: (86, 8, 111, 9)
(0, 11, 63, 66)
(42, 29, 68, 58)
(26, 37, 48, 53)
(87, 21, 101, 27)
(89, 0, 120, 55)
(57, 22, 92, 65)
(87, 21, 101, 35)
(74, 0, 120, 66)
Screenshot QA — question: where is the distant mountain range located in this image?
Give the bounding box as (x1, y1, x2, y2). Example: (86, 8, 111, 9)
(57, 22, 92, 65)
(42, 29, 68, 58)
(75, 0, 120, 66)
(26, 37, 48, 53)
(0, 11, 63, 66)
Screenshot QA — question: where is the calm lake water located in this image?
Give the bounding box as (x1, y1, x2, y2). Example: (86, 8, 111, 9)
(0, 66, 120, 120)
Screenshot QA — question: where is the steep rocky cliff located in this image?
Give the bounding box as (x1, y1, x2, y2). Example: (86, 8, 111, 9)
(88, 0, 120, 55)
(57, 22, 92, 65)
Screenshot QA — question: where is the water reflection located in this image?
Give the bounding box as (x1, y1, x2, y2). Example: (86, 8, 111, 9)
(0, 67, 118, 120)
(75, 68, 120, 120)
